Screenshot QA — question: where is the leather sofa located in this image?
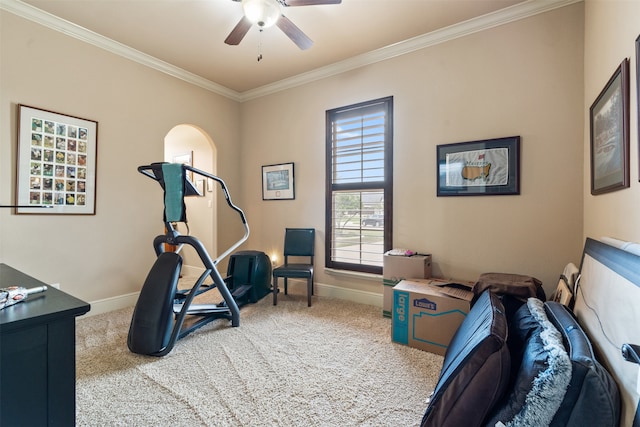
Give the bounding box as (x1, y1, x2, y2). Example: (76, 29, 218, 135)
(420, 289, 620, 427)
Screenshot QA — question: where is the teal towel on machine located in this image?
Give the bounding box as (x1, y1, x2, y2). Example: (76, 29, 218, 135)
(162, 163, 185, 222)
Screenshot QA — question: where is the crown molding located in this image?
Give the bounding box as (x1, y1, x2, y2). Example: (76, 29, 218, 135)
(239, 0, 582, 101)
(2, 0, 581, 103)
(0, 0, 243, 101)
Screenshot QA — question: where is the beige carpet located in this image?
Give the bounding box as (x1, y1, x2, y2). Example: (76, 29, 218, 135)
(75, 291, 443, 426)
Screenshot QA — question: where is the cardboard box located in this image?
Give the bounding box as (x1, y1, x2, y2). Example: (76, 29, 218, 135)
(382, 254, 432, 317)
(392, 279, 474, 355)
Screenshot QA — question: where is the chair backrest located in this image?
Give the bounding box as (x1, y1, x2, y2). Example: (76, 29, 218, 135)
(283, 228, 315, 260)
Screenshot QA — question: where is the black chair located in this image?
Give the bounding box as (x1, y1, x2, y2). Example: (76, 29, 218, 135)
(272, 228, 315, 307)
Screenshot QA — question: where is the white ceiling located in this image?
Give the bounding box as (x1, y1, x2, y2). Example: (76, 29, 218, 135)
(5, 0, 576, 99)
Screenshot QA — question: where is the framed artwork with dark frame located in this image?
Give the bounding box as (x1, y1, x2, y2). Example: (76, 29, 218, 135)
(436, 136, 520, 196)
(589, 58, 630, 195)
(262, 162, 295, 200)
(16, 104, 98, 214)
(636, 35, 640, 182)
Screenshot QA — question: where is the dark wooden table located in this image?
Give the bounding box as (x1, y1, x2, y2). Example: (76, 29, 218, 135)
(0, 263, 90, 426)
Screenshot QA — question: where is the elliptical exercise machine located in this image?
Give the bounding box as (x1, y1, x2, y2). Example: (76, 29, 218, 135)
(128, 162, 268, 357)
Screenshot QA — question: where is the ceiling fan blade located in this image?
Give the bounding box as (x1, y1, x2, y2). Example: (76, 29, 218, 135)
(283, 0, 341, 6)
(225, 16, 252, 46)
(276, 15, 313, 50)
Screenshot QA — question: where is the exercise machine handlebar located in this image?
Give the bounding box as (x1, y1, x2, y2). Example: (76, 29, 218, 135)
(137, 163, 249, 265)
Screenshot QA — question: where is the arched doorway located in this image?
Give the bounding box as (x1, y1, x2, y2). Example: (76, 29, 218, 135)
(164, 124, 217, 270)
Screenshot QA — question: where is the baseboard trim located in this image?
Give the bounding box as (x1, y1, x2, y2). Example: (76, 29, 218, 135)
(272, 279, 382, 307)
(84, 280, 382, 317)
(83, 292, 140, 317)
(315, 282, 382, 307)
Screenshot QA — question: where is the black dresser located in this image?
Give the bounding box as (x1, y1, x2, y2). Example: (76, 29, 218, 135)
(0, 263, 90, 426)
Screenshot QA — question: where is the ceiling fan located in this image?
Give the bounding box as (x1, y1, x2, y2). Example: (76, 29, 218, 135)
(225, 0, 342, 51)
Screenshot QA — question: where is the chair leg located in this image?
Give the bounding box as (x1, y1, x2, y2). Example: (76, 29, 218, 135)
(307, 278, 312, 307)
(273, 276, 278, 305)
(284, 278, 288, 295)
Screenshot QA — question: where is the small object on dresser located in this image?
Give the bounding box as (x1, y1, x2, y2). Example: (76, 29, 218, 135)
(0, 285, 47, 310)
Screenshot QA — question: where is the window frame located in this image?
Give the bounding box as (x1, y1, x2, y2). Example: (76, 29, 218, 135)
(325, 96, 393, 275)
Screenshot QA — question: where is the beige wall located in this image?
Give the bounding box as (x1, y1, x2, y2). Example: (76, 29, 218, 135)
(5, 1, 636, 307)
(0, 12, 242, 303)
(241, 3, 585, 296)
(583, 0, 640, 243)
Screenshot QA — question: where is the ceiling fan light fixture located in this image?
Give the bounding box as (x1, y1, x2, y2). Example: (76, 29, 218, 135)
(242, 0, 281, 29)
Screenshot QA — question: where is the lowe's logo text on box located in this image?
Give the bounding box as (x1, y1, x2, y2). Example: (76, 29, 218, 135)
(414, 298, 436, 311)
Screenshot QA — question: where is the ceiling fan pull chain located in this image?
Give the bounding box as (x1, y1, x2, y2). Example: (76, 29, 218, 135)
(257, 28, 263, 62)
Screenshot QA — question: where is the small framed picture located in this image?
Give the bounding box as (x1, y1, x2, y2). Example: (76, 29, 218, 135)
(636, 35, 640, 182)
(262, 162, 294, 200)
(173, 151, 193, 181)
(195, 179, 205, 196)
(552, 277, 573, 307)
(173, 152, 192, 166)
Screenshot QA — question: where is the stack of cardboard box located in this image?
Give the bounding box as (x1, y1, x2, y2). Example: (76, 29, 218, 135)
(391, 278, 474, 356)
(382, 253, 432, 317)
(383, 252, 477, 355)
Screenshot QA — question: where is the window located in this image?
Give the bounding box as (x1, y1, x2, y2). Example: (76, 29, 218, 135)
(325, 96, 393, 274)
